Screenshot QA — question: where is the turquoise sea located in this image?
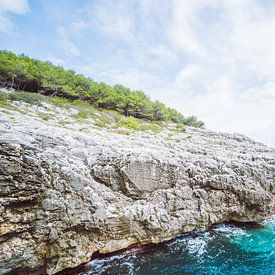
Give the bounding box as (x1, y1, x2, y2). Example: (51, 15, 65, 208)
(78, 216, 275, 275)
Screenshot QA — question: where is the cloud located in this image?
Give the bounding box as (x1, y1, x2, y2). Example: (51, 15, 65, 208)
(168, 0, 209, 56)
(147, 45, 179, 67)
(77, 63, 166, 96)
(57, 20, 88, 57)
(176, 65, 201, 84)
(173, 77, 275, 147)
(58, 27, 80, 56)
(163, 0, 275, 147)
(86, 0, 134, 41)
(0, 0, 29, 13)
(0, 0, 29, 33)
(57, 21, 87, 56)
(46, 0, 275, 147)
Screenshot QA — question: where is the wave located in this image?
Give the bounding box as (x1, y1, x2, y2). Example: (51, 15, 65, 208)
(79, 216, 275, 274)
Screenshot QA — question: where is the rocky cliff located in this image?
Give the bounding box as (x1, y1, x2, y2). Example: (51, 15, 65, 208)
(0, 95, 274, 274)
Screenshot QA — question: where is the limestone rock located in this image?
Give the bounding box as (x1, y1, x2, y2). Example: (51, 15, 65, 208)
(0, 100, 274, 274)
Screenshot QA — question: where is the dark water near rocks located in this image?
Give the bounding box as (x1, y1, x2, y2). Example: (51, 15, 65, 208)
(78, 217, 275, 275)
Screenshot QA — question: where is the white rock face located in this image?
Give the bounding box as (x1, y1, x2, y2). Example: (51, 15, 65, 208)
(0, 100, 274, 274)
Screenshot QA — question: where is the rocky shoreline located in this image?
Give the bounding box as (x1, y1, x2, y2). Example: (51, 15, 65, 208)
(57, 218, 272, 275)
(0, 98, 274, 274)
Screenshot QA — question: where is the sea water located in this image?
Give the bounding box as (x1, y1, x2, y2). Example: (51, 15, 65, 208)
(79, 216, 275, 275)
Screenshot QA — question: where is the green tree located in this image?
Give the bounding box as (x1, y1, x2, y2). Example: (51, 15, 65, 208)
(152, 101, 167, 121)
(183, 116, 205, 127)
(0, 50, 204, 127)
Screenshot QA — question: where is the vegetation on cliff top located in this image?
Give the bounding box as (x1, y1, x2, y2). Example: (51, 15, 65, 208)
(0, 89, 180, 135)
(0, 50, 204, 127)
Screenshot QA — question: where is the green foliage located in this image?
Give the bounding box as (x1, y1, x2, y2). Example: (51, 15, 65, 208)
(0, 91, 11, 108)
(183, 116, 204, 128)
(120, 116, 140, 131)
(0, 90, 47, 105)
(38, 112, 53, 121)
(0, 91, 9, 102)
(171, 124, 186, 133)
(167, 108, 185, 123)
(51, 97, 71, 107)
(8, 92, 46, 105)
(72, 110, 90, 119)
(139, 123, 162, 133)
(94, 112, 114, 124)
(114, 129, 131, 135)
(94, 122, 108, 128)
(152, 101, 167, 121)
(70, 100, 92, 108)
(0, 91, 25, 112)
(0, 50, 204, 127)
(58, 120, 71, 126)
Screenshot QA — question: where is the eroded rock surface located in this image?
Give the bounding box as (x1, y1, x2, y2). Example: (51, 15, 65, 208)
(0, 100, 274, 274)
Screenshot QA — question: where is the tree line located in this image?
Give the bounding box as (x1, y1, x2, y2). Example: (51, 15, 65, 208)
(0, 50, 204, 127)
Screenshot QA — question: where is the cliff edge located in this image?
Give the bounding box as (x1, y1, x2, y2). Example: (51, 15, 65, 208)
(0, 95, 274, 274)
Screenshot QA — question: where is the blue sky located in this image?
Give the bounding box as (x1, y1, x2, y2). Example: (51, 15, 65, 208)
(0, 0, 275, 147)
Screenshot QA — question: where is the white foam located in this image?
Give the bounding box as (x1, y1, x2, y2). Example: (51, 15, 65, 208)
(186, 236, 209, 256)
(84, 254, 127, 275)
(262, 215, 275, 226)
(121, 261, 135, 275)
(213, 224, 248, 237)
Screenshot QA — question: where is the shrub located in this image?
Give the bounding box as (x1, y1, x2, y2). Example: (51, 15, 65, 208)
(8, 92, 46, 105)
(171, 124, 186, 133)
(95, 113, 113, 124)
(0, 50, 205, 127)
(0, 91, 9, 102)
(72, 110, 90, 119)
(183, 116, 204, 128)
(38, 112, 53, 121)
(0, 91, 12, 109)
(51, 97, 71, 106)
(140, 123, 162, 133)
(94, 122, 107, 128)
(70, 100, 91, 108)
(114, 129, 131, 135)
(120, 116, 140, 131)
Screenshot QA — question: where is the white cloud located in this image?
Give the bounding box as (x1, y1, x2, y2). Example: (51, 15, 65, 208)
(58, 27, 80, 56)
(70, 21, 87, 33)
(57, 20, 88, 57)
(0, 14, 12, 32)
(148, 45, 179, 66)
(77, 63, 167, 97)
(0, 0, 29, 13)
(173, 77, 275, 147)
(0, 0, 29, 32)
(164, 0, 275, 147)
(58, 0, 275, 147)
(168, 0, 221, 57)
(176, 65, 201, 84)
(93, 0, 274, 147)
(86, 0, 134, 41)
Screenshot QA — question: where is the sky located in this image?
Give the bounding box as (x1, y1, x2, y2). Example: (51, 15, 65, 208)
(0, 0, 275, 147)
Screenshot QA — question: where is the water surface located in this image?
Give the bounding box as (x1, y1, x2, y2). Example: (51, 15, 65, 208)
(78, 217, 275, 275)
